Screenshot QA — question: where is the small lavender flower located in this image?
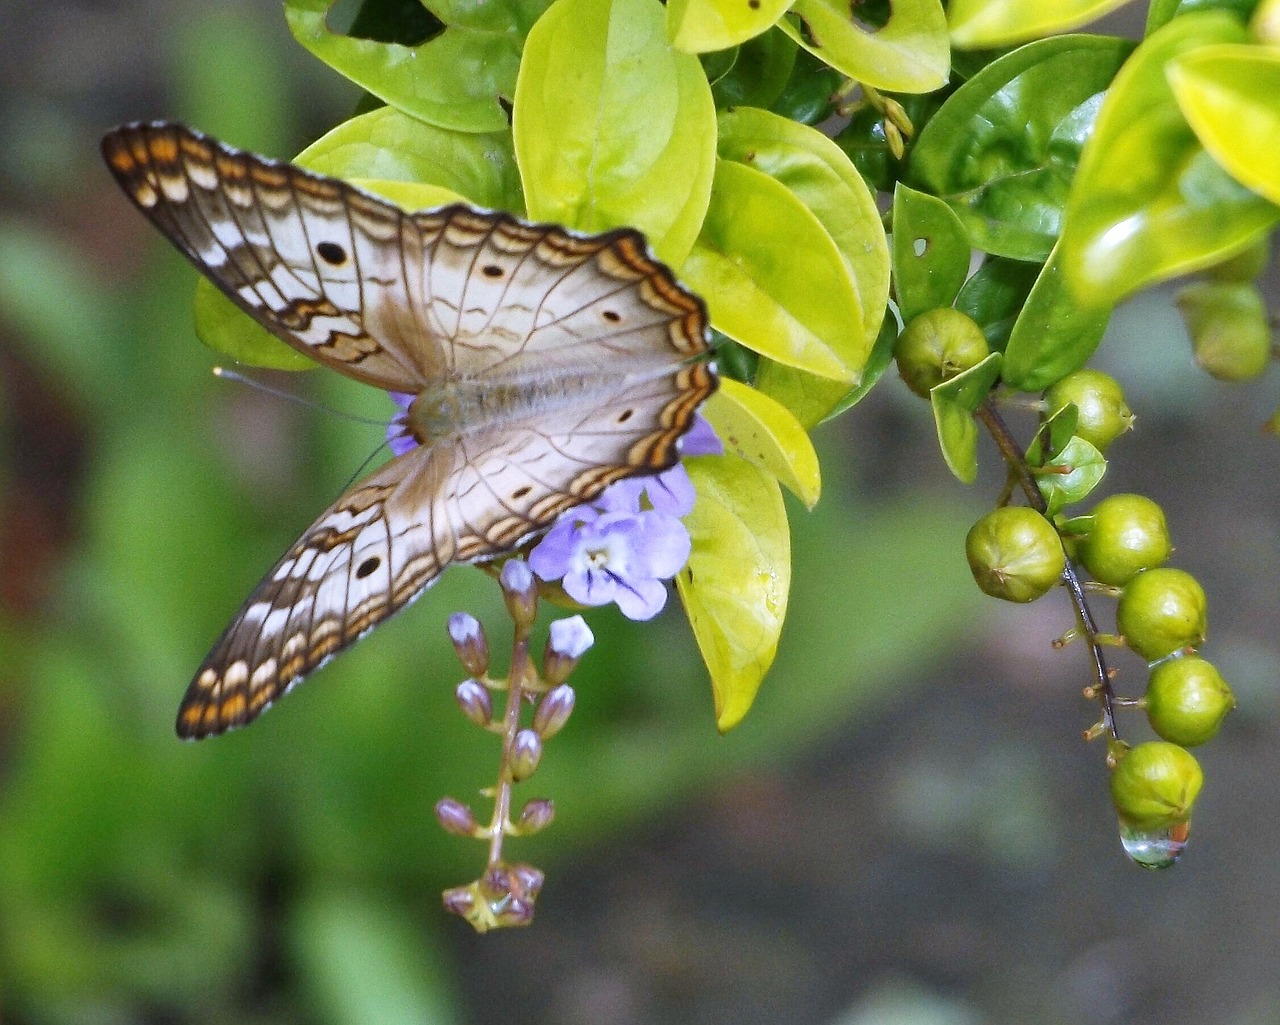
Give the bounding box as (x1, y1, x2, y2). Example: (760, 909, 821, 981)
(435, 798, 479, 837)
(454, 679, 493, 727)
(548, 615, 594, 659)
(529, 505, 691, 620)
(679, 413, 724, 457)
(528, 414, 719, 620)
(386, 392, 417, 457)
(516, 799, 555, 835)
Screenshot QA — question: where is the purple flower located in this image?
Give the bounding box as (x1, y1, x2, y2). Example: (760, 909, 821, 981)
(387, 391, 417, 457)
(679, 413, 724, 457)
(527, 414, 719, 621)
(548, 615, 594, 659)
(528, 505, 692, 621)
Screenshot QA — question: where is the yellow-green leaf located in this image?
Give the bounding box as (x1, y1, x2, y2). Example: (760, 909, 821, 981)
(715, 106, 888, 342)
(667, 0, 795, 52)
(193, 281, 314, 371)
(704, 377, 821, 507)
(948, 0, 1130, 48)
(347, 179, 467, 211)
(284, 0, 522, 133)
(678, 453, 790, 731)
(779, 0, 949, 93)
(1169, 44, 1280, 208)
(297, 106, 522, 212)
(681, 159, 863, 381)
(1058, 12, 1280, 308)
(513, 0, 717, 266)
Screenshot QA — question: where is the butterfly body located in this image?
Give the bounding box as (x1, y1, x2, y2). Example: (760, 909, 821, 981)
(102, 122, 715, 739)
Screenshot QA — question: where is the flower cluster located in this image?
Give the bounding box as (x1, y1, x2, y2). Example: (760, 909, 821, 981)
(528, 415, 721, 620)
(438, 561, 595, 931)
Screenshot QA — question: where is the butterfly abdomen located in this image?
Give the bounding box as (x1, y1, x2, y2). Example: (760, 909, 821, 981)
(406, 369, 678, 448)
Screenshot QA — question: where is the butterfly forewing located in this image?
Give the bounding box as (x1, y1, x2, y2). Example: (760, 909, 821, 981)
(103, 122, 715, 739)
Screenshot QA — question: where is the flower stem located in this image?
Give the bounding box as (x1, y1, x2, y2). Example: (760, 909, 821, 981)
(976, 400, 1118, 740)
(488, 633, 531, 866)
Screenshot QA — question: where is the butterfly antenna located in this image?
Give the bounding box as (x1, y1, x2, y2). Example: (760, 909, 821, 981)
(212, 366, 391, 428)
(341, 442, 394, 493)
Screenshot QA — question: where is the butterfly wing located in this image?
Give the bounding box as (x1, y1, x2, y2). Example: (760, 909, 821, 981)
(177, 353, 712, 739)
(102, 121, 437, 390)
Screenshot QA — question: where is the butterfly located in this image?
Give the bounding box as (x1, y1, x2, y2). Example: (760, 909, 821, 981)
(102, 122, 716, 739)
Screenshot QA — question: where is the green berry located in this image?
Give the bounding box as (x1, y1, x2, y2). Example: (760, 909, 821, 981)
(1146, 655, 1235, 746)
(1079, 494, 1172, 586)
(895, 308, 990, 398)
(1116, 568, 1207, 661)
(1176, 281, 1272, 382)
(1043, 369, 1134, 452)
(1110, 741, 1203, 830)
(965, 507, 1065, 602)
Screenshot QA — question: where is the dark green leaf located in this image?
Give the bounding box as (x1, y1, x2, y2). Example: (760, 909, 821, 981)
(711, 28, 798, 108)
(910, 35, 1133, 261)
(954, 256, 1040, 351)
(1001, 243, 1110, 391)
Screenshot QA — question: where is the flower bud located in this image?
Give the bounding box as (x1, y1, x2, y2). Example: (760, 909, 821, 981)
(510, 729, 543, 781)
(1116, 568, 1207, 661)
(543, 615, 594, 684)
(1145, 655, 1235, 746)
(1078, 493, 1172, 586)
(965, 506, 1065, 602)
(447, 612, 489, 676)
(532, 684, 576, 738)
(1177, 280, 1272, 382)
(1110, 741, 1203, 830)
(435, 797, 480, 837)
(478, 863, 540, 928)
(515, 798, 556, 835)
(894, 307, 990, 398)
(1043, 369, 1134, 452)
(454, 679, 493, 727)
(500, 559, 538, 629)
(442, 885, 477, 919)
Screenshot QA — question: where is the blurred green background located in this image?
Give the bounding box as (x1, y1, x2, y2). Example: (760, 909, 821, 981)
(2, 2, 1279, 1024)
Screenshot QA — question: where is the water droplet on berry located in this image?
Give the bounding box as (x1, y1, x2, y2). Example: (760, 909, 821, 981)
(1118, 817, 1191, 869)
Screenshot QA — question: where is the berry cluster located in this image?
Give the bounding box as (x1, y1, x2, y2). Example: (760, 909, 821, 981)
(896, 313, 1237, 869)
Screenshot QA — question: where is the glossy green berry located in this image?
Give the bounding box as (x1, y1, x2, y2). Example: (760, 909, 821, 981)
(1042, 369, 1134, 452)
(1110, 741, 1203, 830)
(1145, 655, 1235, 746)
(1176, 281, 1272, 382)
(1079, 494, 1172, 586)
(1116, 568, 1207, 661)
(965, 507, 1065, 602)
(895, 308, 990, 398)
